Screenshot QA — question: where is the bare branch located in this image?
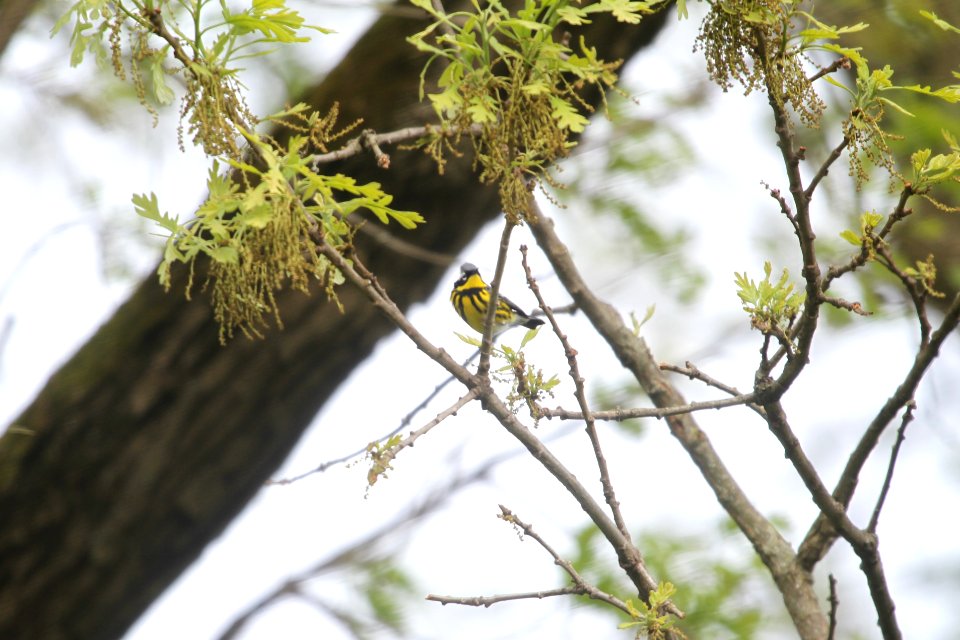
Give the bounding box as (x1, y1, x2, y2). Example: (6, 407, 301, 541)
(319, 241, 675, 615)
(763, 402, 866, 545)
(860, 545, 901, 640)
(271, 357, 478, 484)
(799, 292, 960, 569)
(367, 390, 479, 485)
(867, 401, 915, 534)
(764, 401, 902, 640)
(497, 506, 630, 610)
(521, 246, 631, 540)
(436, 505, 634, 615)
(819, 294, 871, 316)
(309, 124, 482, 167)
(827, 574, 839, 640)
(806, 56, 850, 85)
(660, 361, 766, 418)
(426, 587, 581, 607)
(525, 197, 828, 639)
(348, 212, 455, 266)
(764, 182, 799, 234)
(874, 242, 934, 345)
(804, 136, 850, 200)
(752, 32, 822, 397)
(539, 395, 759, 422)
(478, 220, 517, 377)
(146, 9, 194, 69)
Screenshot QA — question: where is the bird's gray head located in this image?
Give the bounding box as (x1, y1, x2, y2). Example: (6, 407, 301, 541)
(460, 262, 478, 275)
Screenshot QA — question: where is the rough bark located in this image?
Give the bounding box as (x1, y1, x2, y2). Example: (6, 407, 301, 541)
(0, 5, 671, 639)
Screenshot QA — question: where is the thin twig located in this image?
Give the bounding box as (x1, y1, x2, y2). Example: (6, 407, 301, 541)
(764, 183, 799, 233)
(427, 506, 632, 613)
(309, 124, 482, 167)
(867, 401, 915, 533)
(799, 292, 960, 570)
(827, 574, 839, 640)
(539, 394, 759, 421)
(351, 216, 454, 265)
(660, 361, 766, 418)
(804, 136, 850, 200)
(806, 56, 850, 85)
(525, 196, 820, 636)
(318, 241, 674, 613)
(427, 587, 582, 607)
(753, 32, 822, 397)
(270, 351, 482, 484)
(874, 242, 933, 345)
(764, 402, 902, 640)
(478, 220, 517, 377)
(822, 186, 913, 291)
(367, 390, 479, 484)
(521, 246, 631, 541)
(819, 294, 871, 316)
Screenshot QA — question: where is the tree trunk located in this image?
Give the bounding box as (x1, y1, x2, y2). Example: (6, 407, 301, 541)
(0, 5, 671, 639)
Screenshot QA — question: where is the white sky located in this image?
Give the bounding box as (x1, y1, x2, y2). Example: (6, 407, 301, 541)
(2, 3, 959, 639)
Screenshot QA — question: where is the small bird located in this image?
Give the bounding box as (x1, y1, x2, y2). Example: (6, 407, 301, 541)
(450, 262, 545, 334)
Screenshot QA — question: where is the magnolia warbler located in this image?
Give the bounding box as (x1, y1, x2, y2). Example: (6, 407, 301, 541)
(450, 262, 545, 334)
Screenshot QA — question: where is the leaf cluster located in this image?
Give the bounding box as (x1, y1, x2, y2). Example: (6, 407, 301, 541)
(734, 261, 804, 344)
(56, 0, 431, 340)
(696, 0, 833, 128)
(53, 0, 326, 139)
(136, 110, 423, 341)
(498, 330, 560, 419)
(620, 582, 681, 639)
(408, 0, 669, 218)
(812, 17, 960, 188)
(457, 328, 559, 419)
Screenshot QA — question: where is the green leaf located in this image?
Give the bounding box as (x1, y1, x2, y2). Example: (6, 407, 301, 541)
(207, 244, 239, 263)
(522, 80, 551, 95)
(599, 0, 653, 24)
(69, 28, 90, 66)
(149, 52, 175, 105)
(920, 10, 960, 35)
(519, 326, 540, 348)
(455, 332, 481, 347)
(133, 192, 179, 232)
(877, 96, 915, 117)
(900, 84, 960, 104)
(822, 74, 852, 95)
(630, 304, 655, 335)
(839, 229, 861, 246)
(549, 95, 588, 132)
(557, 5, 590, 25)
(224, 0, 314, 43)
(466, 94, 497, 124)
(238, 203, 273, 229)
(861, 211, 883, 230)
